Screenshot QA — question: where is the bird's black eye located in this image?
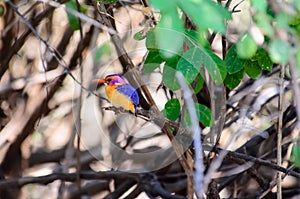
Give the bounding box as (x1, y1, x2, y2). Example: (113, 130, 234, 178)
(106, 78, 111, 82)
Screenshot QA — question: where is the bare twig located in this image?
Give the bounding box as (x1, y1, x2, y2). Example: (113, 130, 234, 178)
(75, 0, 84, 193)
(6, 0, 108, 102)
(289, 51, 300, 129)
(176, 72, 204, 198)
(0, 171, 139, 190)
(277, 64, 285, 198)
(37, 0, 117, 34)
(211, 147, 300, 178)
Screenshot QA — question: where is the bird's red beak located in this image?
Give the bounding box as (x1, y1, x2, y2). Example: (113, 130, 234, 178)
(93, 78, 106, 84)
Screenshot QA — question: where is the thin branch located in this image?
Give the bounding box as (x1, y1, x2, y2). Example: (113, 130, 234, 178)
(141, 173, 186, 199)
(75, 0, 84, 193)
(176, 72, 204, 198)
(289, 50, 300, 129)
(37, 0, 117, 34)
(0, 171, 139, 190)
(104, 179, 137, 199)
(277, 64, 285, 198)
(211, 147, 300, 178)
(6, 0, 109, 102)
(0, 1, 58, 80)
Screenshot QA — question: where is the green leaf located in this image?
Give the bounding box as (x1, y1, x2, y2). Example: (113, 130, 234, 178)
(268, 39, 290, 64)
(177, 48, 202, 85)
(178, 0, 231, 34)
(252, 49, 273, 71)
(162, 98, 181, 121)
(165, 55, 181, 69)
(134, 29, 148, 40)
(254, 13, 274, 37)
(206, 50, 227, 84)
(224, 69, 245, 90)
(184, 29, 210, 49)
(275, 11, 291, 29)
(66, 0, 80, 30)
(251, 0, 267, 12)
(245, 60, 262, 79)
(291, 144, 300, 168)
(194, 75, 204, 94)
(0, 5, 4, 17)
(237, 33, 257, 59)
(177, 47, 226, 86)
(143, 50, 164, 73)
(296, 50, 300, 73)
(146, 28, 158, 51)
(66, 0, 87, 30)
(293, 0, 300, 12)
(163, 65, 180, 91)
(225, 45, 245, 74)
(97, 0, 118, 4)
(157, 8, 184, 58)
(148, 0, 176, 10)
(95, 43, 111, 61)
(184, 103, 212, 127)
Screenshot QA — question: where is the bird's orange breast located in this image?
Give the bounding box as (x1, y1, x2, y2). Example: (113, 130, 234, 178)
(105, 85, 136, 113)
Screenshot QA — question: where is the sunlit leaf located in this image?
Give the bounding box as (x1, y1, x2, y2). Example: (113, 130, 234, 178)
(237, 33, 257, 59)
(163, 65, 180, 91)
(254, 13, 274, 37)
(293, 0, 300, 11)
(275, 11, 291, 29)
(268, 39, 290, 64)
(177, 47, 226, 86)
(148, 0, 175, 10)
(206, 50, 227, 84)
(251, 0, 267, 12)
(177, 49, 202, 84)
(178, 0, 231, 34)
(157, 8, 184, 58)
(146, 28, 158, 50)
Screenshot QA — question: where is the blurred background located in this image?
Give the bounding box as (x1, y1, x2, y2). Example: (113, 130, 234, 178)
(0, 0, 299, 198)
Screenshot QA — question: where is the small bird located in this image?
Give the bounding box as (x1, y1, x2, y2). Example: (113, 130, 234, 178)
(93, 74, 139, 115)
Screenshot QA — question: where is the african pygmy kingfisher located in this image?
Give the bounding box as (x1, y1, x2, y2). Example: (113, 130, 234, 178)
(93, 74, 140, 115)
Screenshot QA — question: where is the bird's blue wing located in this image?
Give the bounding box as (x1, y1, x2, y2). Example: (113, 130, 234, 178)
(115, 84, 139, 106)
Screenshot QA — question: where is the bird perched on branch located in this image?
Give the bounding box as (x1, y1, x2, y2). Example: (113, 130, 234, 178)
(93, 74, 139, 115)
